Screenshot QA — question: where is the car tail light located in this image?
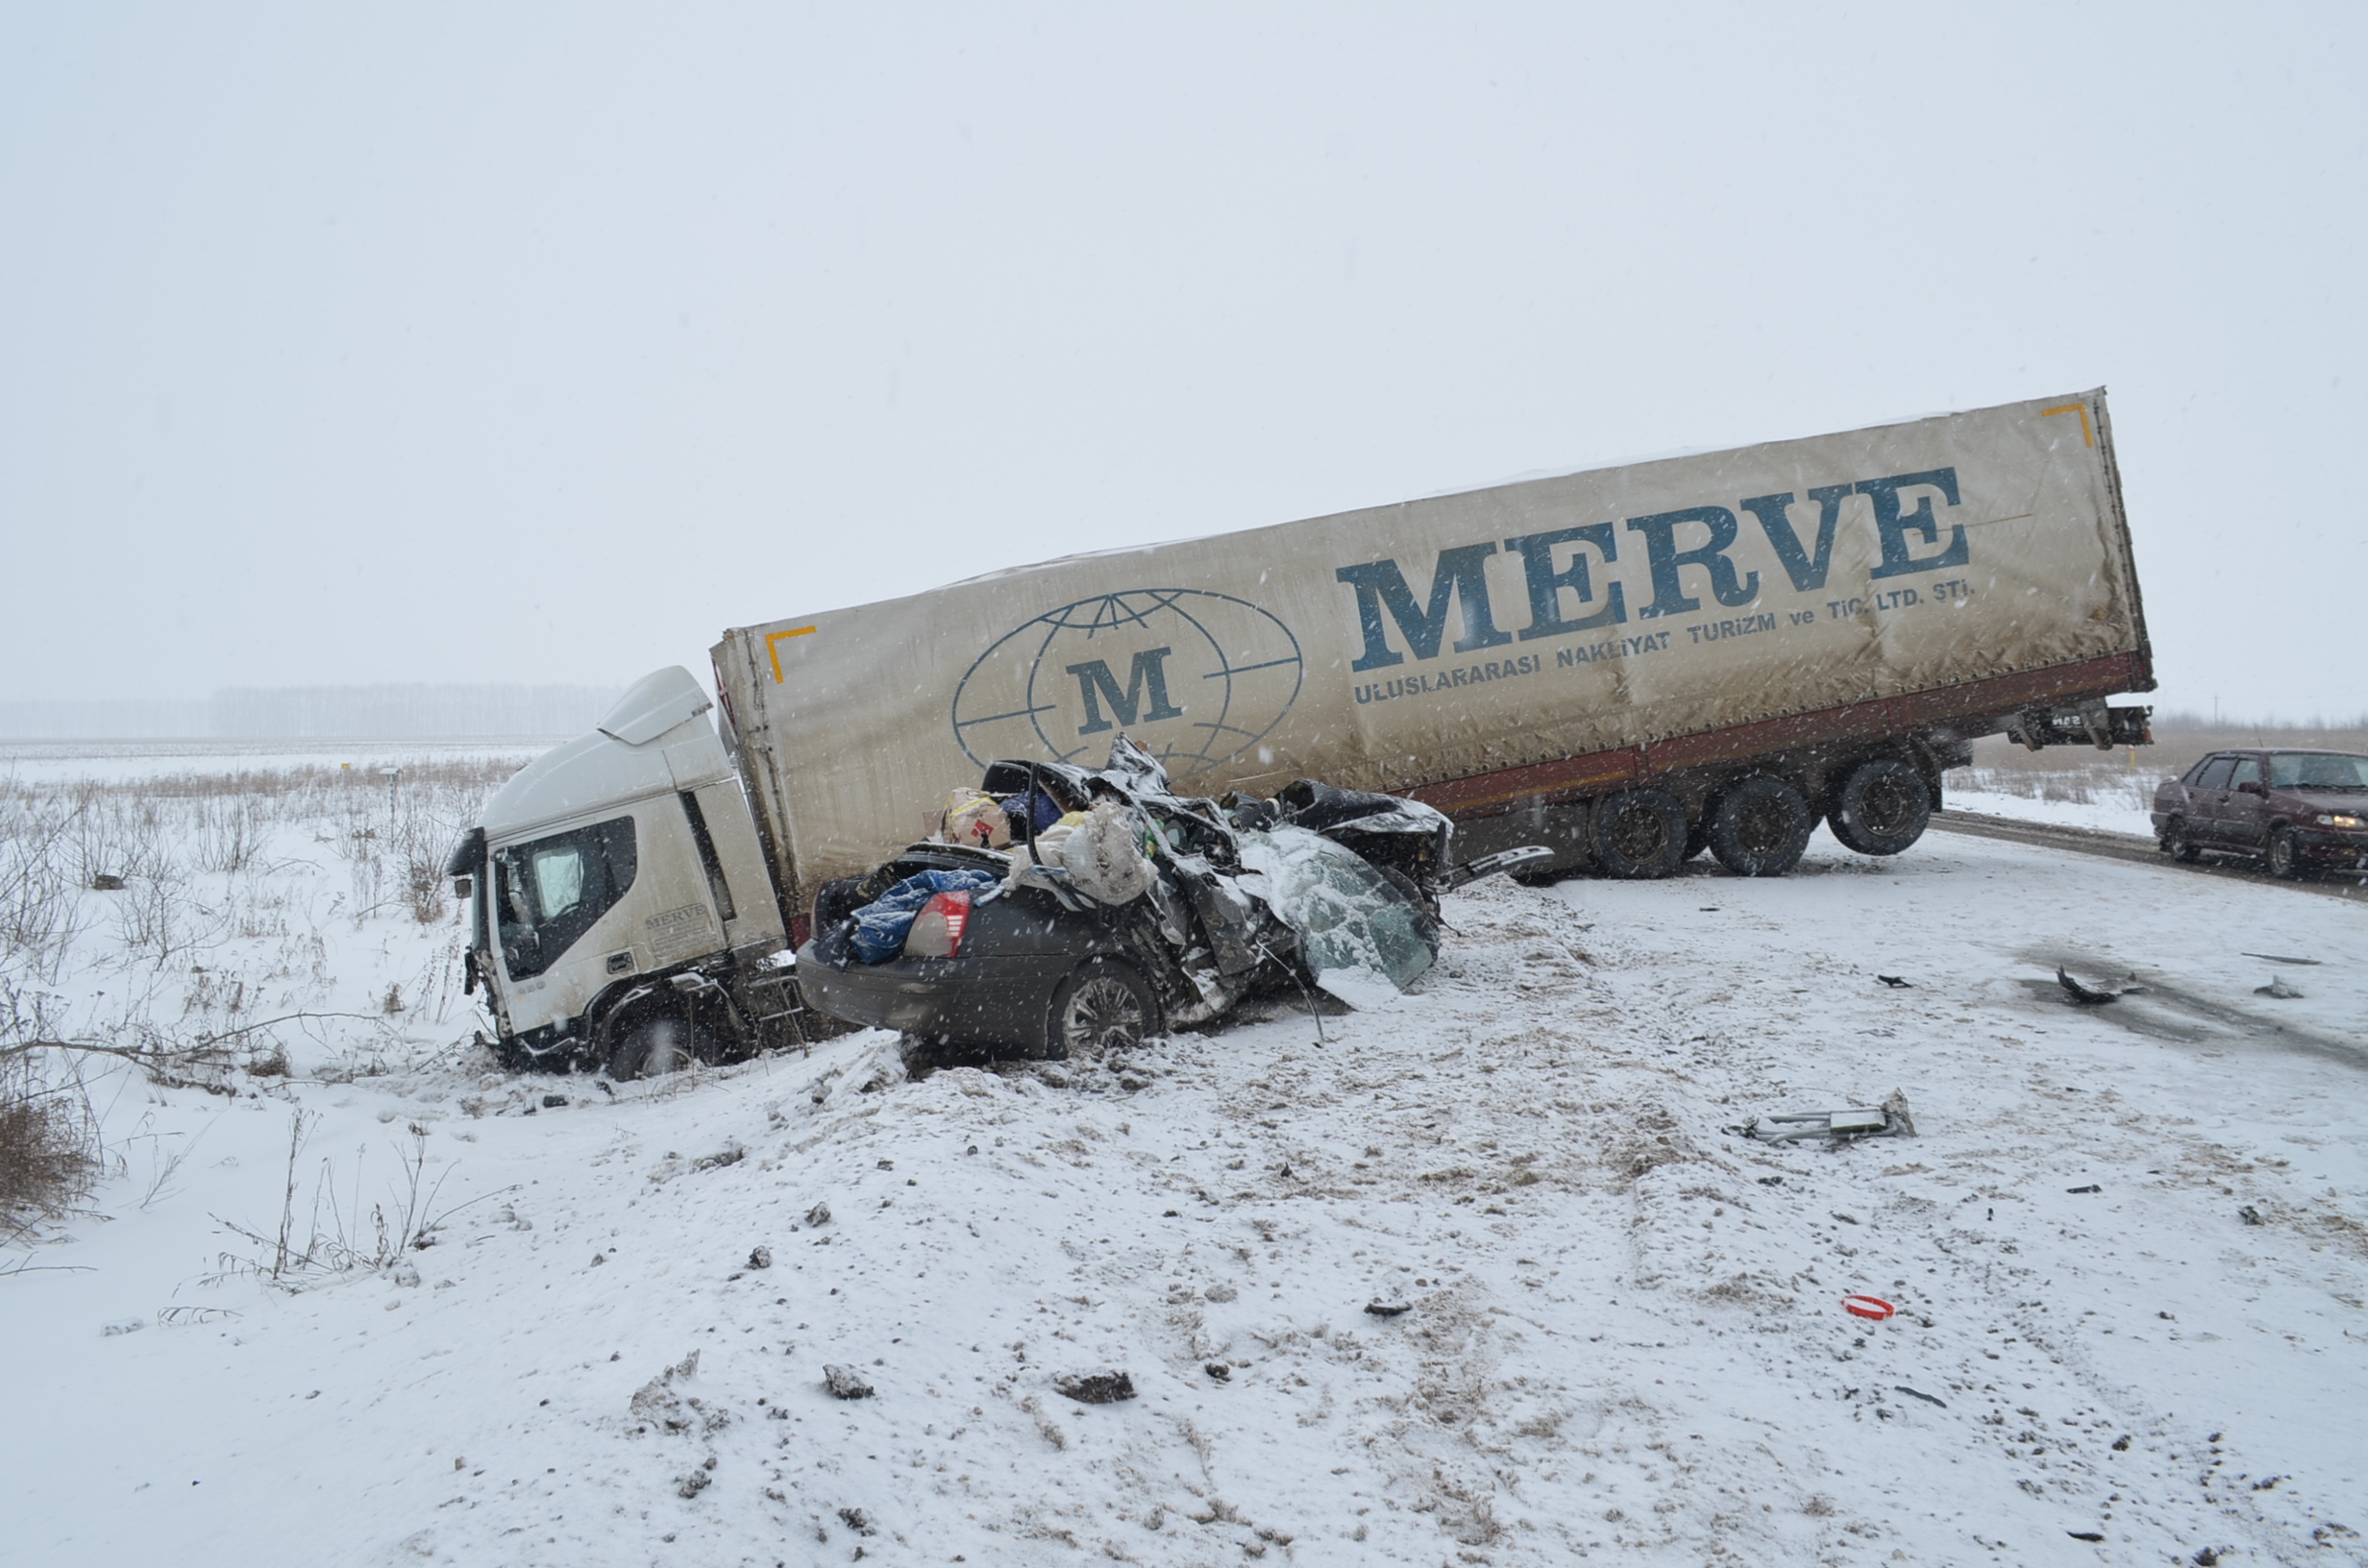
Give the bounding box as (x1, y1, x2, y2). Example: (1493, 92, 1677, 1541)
(903, 891, 973, 959)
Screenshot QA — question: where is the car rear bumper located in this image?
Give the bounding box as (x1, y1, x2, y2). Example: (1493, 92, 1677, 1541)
(795, 943, 1071, 1049)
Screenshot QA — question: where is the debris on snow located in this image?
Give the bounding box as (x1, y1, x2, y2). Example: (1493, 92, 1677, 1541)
(1741, 1091, 1914, 1144)
(747, 1246, 772, 1269)
(822, 1364, 875, 1400)
(1364, 1300, 1412, 1318)
(2056, 967, 2122, 1005)
(2255, 975, 2305, 998)
(1052, 1370, 1136, 1404)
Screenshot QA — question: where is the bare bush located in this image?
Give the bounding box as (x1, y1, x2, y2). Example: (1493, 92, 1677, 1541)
(0, 1019, 99, 1241)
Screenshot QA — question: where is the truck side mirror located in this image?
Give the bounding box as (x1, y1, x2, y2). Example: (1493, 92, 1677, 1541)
(453, 875, 474, 898)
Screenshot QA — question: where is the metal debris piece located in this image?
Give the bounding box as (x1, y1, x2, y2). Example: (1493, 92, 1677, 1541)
(2056, 968, 2120, 1005)
(1894, 1384, 1947, 1408)
(2255, 976, 2305, 999)
(2241, 952, 2320, 966)
(1364, 1300, 1412, 1317)
(1876, 975, 1912, 989)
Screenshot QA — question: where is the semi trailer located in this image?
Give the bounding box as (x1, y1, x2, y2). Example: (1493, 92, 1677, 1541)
(449, 388, 2154, 1072)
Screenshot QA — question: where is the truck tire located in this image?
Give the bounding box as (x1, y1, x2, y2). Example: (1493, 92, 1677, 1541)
(1591, 789, 1689, 879)
(1708, 777, 1813, 876)
(2161, 817, 2202, 863)
(605, 1012, 722, 1081)
(1828, 759, 1931, 857)
(1682, 820, 1711, 862)
(1046, 958, 1159, 1058)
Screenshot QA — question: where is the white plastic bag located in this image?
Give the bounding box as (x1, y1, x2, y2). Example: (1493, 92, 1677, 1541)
(1059, 799, 1155, 906)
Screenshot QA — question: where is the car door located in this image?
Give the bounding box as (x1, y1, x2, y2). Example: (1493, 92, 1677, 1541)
(2186, 754, 2237, 844)
(2221, 753, 2270, 850)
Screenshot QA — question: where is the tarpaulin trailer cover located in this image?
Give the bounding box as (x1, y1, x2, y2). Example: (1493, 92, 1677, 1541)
(714, 389, 2149, 907)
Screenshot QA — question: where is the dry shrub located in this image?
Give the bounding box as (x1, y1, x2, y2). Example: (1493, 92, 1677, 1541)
(0, 1052, 97, 1237)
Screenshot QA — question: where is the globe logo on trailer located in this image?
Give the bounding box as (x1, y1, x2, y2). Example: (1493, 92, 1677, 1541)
(950, 590, 1303, 780)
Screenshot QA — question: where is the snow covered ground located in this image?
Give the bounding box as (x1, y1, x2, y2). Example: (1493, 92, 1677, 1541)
(1942, 769, 2164, 839)
(6, 765, 2367, 1567)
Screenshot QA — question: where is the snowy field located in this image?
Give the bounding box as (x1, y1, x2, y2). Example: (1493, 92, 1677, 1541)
(6, 754, 2367, 1567)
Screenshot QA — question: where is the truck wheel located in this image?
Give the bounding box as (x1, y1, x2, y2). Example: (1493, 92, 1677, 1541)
(1591, 789, 1689, 879)
(606, 1012, 722, 1080)
(2162, 817, 2202, 863)
(1708, 777, 1813, 876)
(1828, 759, 1931, 856)
(2267, 825, 2301, 880)
(1047, 959, 1159, 1058)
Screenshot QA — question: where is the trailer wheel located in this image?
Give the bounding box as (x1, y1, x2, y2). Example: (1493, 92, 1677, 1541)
(1708, 777, 1813, 876)
(605, 1011, 723, 1081)
(1591, 789, 1689, 879)
(1829, 758, 1931, 856)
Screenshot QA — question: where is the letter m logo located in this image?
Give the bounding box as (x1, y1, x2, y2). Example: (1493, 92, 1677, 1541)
(1066, 648, 1185, 736)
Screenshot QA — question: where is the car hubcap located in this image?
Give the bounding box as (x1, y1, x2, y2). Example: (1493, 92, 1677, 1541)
(1062, 977, 1146, 1051)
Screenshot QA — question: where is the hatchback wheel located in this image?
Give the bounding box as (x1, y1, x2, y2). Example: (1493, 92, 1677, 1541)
(2163, 817, 2201, 863)
(2267, 825, 2301, 880)
(1048, 959, 1158, 1057)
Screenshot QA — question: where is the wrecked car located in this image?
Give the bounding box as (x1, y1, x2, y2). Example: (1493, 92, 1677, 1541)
(795, 738, 1545, 1055)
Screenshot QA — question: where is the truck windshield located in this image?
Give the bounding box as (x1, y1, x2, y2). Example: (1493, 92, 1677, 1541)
(492, 816, 638, 979)
(2267, 753, 2368, 791)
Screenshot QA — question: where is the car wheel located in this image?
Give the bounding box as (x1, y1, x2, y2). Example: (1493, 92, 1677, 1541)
(605, 1011, 722, 1081)
(2267, 825, 2301, 880)
(1047, 959, 1158, 1058)
(2162, 817, 2202, 863)
(1828, 758, 1932, 856)
(1590, 788, 1689, 879)
(1708, 777, 1813, 876)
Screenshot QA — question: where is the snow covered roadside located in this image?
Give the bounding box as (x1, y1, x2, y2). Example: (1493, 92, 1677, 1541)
(1940, 780, 2163, 840)
(6, 831, 2366, 1566)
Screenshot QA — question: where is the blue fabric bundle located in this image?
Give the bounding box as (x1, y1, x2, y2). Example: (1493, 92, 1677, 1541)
(850, 869, 1000, 964)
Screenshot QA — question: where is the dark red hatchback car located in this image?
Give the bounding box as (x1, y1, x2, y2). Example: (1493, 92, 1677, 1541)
(2151, 749, 2368, 877)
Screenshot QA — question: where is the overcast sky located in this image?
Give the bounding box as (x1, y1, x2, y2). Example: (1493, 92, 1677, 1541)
(3, 4, 2360, 721)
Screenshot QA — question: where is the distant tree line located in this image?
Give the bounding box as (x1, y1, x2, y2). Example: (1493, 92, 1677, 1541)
(0, 685, 626, 740)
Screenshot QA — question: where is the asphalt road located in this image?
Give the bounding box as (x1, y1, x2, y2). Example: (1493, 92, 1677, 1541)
(1928, 808, 2368, 902)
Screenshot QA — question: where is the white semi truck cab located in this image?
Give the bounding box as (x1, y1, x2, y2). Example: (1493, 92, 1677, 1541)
(449, 668, 809, 1076)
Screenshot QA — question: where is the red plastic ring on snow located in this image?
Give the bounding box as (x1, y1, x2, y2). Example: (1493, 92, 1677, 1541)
(1841, 1294, 1895, 1321)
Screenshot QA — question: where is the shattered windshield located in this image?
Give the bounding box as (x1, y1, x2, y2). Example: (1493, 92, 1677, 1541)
(1237, 825, 1437, 1008)
(2267, 752, 2368, 791)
